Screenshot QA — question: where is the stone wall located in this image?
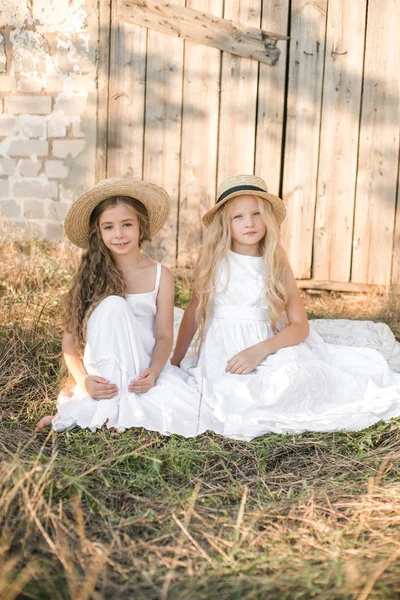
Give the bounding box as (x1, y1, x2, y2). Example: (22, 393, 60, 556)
(0, 0, 98, 239)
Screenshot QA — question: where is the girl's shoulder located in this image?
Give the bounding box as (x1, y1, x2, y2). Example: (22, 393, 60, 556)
(152, 262, 173, 290)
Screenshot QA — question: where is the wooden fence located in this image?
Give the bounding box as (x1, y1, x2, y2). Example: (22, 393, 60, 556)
(96, 0, 400, 291)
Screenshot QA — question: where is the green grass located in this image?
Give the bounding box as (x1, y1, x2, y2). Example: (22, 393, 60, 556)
(1, 235, 400, 599)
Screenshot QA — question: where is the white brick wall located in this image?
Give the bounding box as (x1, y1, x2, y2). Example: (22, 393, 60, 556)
(0, 0, 97, 239)
(7, 140, 49, 156)
(18, 159, 41, 177)
(5, 96, 52, 115)
(45, 160, 69, 179)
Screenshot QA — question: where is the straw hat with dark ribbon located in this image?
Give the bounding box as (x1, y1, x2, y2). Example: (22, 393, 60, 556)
(202, 174, 286, 227)
(64, 178, 171, 249)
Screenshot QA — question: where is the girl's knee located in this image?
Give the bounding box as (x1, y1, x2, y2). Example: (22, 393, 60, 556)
(89, 295, 129, 323)
(100, 295, 127, 310)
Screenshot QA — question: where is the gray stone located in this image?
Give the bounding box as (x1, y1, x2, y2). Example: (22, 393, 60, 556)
(0, 179, 9, 196)
(18, 159, 42, 177)
(0, 200, 20, 218)
(19, 115, 47, 138)
(45, 221, 63, 240)
(13, 179, 58, 198)
(24, 199, 45, 219)
(8, 139, 48, 157)
(0, 115, 18, 136)
(52, 139, 85, 158)
(0, 158, 16, 176)
(47, 118, 67, 138)
(45, 160, 69, 178)
(5, 96, 52, 115)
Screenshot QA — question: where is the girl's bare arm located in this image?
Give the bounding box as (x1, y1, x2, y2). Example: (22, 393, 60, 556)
(170, 294, 199, 366)
(150, 267, 175, 377)
(129, 266, 175, 393)
(62, 331, 118, 398)
(226, 266, 309, 374)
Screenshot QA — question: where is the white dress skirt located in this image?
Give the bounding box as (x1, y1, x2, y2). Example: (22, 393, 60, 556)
(181, 250, 400, 441)
(52, 263, 207, 436)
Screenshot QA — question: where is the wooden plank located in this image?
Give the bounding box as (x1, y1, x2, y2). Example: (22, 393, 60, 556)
(96, 0, 112, 181)
(297, 279, 387, 294)
(313, 0, 367, 282)
(142, 0, 185, 265)
(394, 153, 400, 284)
(280, 0, 328, 279)
(217, 0, 261, 182)
(118, 0, 286, 66)
(254, 0, 289, 195)
(178, 0, 223, 267)
(107, 0, 147, 178)
(352, 0, 400, 285)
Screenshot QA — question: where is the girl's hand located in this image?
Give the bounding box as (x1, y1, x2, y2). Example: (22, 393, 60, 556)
(84, 375, 118, 400)
(170, 354, 180, 367)
(129, 369, 157, 393)
(226, 344, 266, 375)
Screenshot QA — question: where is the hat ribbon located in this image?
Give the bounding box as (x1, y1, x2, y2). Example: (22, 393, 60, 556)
(217, 184, 267, 205)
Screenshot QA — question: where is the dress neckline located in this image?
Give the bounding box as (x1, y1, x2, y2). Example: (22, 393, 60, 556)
(126, 289, 155, 297)
(228, 249, 264, 261)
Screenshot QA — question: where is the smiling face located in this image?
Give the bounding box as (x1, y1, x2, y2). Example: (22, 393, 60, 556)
(98, 202, 141, 257)
(228, 195, 267, 255)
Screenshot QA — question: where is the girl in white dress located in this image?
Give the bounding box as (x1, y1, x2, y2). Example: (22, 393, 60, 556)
(35, 178, 207, 436)
(171, 174, 400, 441)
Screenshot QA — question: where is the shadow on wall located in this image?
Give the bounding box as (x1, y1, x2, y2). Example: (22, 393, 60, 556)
(6, 1, 400, 271)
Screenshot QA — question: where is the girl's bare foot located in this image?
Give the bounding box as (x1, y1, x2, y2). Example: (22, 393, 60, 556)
(34, 415, 54, 432)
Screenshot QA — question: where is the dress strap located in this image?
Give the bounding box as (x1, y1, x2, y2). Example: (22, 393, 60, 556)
(154, 263, 162, 295)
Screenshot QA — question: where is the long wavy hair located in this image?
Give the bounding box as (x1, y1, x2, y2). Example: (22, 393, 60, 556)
(63, 196, 151, 354)
(195, 197, 289, 350)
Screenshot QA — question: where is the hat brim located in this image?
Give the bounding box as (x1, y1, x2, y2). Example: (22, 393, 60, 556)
(64, 178, 171, 249)
(202, 189, 286, 227)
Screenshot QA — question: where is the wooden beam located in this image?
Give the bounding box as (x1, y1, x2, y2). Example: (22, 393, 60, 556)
(178, 0, 222, 267)
(217, 0, 260, 182)
(313, 0, 367, 282)
(281, 0, 328, 279)
(352, 0, 400, 286)
(107, 1, 147, 179)
(255, 0, 289, 193)
(96, 0, 112, 181)
(117, 0, 287, 65)
(297, 280, 388, 294)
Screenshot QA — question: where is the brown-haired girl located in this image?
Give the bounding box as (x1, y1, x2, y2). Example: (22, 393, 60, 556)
(172, 174, 400, 441)
(36, 178, 206, 435)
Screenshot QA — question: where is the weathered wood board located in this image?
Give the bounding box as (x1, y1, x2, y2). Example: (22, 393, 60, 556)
(107, 1, 147, 179)
(118, 0, 286, 65)
(281, 0, 328, 280)
(142, 0, 186, 263)
(352, 0, 400, 285)
(178, 0, 223, 267)
(313, 0, 367, 282)
(255, 0, 289, 195)
(101, 0, 400, 288)
(217, 0, 261, 183)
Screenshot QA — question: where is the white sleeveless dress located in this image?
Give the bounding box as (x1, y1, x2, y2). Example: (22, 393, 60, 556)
(52, 263, 207, 436)
(182, 250, 400, 441)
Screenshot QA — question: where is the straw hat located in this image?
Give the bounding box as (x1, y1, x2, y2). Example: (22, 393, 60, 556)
(64, 178, 171, 249)
(202, 174, 286, 227)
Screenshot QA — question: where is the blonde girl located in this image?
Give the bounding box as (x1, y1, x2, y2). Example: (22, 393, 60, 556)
(36, 178, 207, 436)
(171, 174, 400, 441)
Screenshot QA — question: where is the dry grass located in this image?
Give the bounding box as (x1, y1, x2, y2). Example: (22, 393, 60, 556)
(1, 229, 400, 599)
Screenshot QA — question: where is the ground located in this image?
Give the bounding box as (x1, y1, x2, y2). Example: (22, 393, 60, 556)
(1, 233, 400, 599)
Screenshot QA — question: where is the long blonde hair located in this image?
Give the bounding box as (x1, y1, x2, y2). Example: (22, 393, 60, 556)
(63, 196, 151, 354)
(195, 197, 289, 349)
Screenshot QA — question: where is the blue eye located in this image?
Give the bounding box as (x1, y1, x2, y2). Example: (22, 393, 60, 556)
(233, 214, 243, 219)
(254, 211, 260, 216)
(123, 223, 132, 227)
(104, 225, 112, 230)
